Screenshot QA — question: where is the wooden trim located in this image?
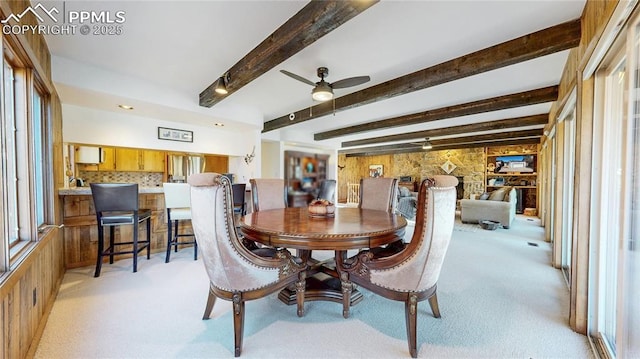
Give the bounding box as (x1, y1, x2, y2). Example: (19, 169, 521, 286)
(199, 0, 379, 107)
(264, 19, 580, 132)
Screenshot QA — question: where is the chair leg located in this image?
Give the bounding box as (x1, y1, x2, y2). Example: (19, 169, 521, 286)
(108, 226, 115, 264)
(193, 233, 198, 261)
(232, 294, 245, 357)
(202, 287, 217, 319)
(174, 220, 179, 253)
(132, 222, 138, 273)
(94, 225, 104, 277)
(405, 294, 418, 358)
(296, 271, 306, 317)
(146, 217, 151, 259)
(165, 215, 173, 263)
(428, 292, 441, 318)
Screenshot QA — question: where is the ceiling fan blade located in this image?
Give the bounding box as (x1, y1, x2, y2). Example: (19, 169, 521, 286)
(331, 75, 370, 89)
(280, 70, 316, 86)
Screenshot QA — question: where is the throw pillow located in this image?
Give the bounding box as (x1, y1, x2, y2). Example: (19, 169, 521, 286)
(399, 186, 411, 197)
(488, 188, 508, 201)
(479, 192, 490, 200)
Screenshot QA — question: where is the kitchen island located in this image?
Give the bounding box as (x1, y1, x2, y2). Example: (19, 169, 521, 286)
(59, 186, 194, 269)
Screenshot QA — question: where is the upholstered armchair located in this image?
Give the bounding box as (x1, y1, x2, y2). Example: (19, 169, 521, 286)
(188, 173, 306, 357)
(337, 175, 458, 358)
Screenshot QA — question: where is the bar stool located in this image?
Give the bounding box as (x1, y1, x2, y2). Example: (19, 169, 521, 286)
(90, 183, 152, 277)
(163, 183, 197, 263)
(232, 183, 246, 216)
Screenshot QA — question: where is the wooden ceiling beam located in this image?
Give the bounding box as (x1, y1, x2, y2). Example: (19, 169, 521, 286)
(316, 86, 557, 141)
(339, 129, 543, 155)
(263, 18, 580, 132)
(344, 137, 542, 157)
(342, 113, 549, 147)
(199, 0, 379, 107)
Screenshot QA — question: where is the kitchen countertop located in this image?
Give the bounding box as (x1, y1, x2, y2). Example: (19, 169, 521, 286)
(58, 186, 165, 195)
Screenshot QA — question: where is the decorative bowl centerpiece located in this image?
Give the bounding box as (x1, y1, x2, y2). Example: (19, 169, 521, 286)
(308, 199, 336, 218)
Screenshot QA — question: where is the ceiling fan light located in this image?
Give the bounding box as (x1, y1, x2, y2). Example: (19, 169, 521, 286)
(312, 83, 333, 102)
(422, 140, 433, 150)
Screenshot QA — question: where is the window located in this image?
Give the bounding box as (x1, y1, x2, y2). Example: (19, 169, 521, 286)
(0, 43, 52, 271)
(32, 86, 48, 228)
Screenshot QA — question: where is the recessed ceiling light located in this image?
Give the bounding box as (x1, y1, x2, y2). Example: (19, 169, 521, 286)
(214, 123, 224, 127)
(118, 104, 134, 110)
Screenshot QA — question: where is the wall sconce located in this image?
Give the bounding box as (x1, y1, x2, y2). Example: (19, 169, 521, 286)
(215, 72, 230, 95)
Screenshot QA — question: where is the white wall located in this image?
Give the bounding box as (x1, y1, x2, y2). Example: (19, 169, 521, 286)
(261, 141, 283, 178)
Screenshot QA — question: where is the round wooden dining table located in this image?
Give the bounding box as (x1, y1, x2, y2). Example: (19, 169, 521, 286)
(240, 206, 407, 250)
(239, 206, 407, 316)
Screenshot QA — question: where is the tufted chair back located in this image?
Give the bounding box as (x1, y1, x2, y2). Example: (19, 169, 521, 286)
(359, 177, 399, 212)
(337, 175, 458, 358)
(188, 173, 306, 357)
(249, 178, 287, 212)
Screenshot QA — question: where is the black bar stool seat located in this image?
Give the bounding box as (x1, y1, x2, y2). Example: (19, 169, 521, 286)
(90, 183, 152, 277)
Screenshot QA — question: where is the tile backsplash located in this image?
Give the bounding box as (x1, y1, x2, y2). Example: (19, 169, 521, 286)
(79, 171, 163, 187)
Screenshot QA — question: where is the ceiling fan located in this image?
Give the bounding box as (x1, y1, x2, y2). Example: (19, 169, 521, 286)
(280, 67, 370, 102)
(410, 138, 433, 150)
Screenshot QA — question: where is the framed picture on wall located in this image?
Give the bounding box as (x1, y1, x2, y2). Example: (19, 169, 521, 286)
(369, 164, 383, 178)
(158, 127, 193, 142)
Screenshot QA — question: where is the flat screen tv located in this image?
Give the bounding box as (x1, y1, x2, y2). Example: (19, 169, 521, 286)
(495, 155, 535, 173)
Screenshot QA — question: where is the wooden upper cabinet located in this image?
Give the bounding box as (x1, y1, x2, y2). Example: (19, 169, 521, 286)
(142, 150, 165, 172)
(98, 147, 116, 171)
(115, 148, 166, 172)
(114, 148, 141, 171)
(204, 155, 228, 173)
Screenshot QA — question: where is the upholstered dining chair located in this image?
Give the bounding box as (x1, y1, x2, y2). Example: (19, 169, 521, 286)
(90, 183, 151, 277)
(162, 183, 197, 263)
(359, 177, 402, 253)
(337, 175, 458, 358)
(316, 179, 336, 202)
(188, 173, 306, 357)
(249, 178, 287, 212)
(359, 177, 399, 212)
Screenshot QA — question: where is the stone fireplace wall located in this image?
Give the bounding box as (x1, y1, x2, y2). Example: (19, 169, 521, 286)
(392, 148, 485, 199)
(337, 148, 485, 201)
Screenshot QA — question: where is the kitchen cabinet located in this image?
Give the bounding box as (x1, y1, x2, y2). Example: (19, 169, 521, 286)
(98, 147, 116, 170)
(75, 146, 115, 171)
(115, 148, 165, 172)
(115, 148, 140, 171)
(142, 150, 166, 172)
(204, 155, 229, 173)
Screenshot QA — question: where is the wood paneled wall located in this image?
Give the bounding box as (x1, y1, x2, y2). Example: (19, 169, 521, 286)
(0, 1, 65, 358)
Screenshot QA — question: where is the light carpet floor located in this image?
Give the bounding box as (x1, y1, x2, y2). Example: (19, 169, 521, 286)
(33, 216, 594, 358)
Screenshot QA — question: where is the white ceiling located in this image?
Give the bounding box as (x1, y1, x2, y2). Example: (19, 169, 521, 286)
(44, 0, 586, 150)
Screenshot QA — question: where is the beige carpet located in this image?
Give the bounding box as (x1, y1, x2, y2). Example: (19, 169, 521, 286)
(34, 215, 594, 358)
